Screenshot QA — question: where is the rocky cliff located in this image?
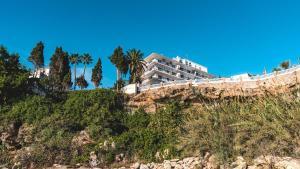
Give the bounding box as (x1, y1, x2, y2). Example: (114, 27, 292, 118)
(128, 68, 300, 112)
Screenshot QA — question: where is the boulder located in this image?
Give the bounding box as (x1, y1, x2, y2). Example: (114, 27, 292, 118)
(231, 156, 247, 169)
(163, 162, 172, 169)
(140, 164, 149, 169)
(89, 151, 99, 168)
(131, 162, 140, 169)
(205, 154, 219, 169)
(72, 130, 94, 147)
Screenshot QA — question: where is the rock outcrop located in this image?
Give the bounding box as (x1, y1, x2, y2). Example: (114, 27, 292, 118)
(124, 155, 300, 169)
(46, 154, 300, 169)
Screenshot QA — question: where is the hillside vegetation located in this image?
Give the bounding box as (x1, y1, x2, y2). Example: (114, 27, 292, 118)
(1, 88, 300, 168)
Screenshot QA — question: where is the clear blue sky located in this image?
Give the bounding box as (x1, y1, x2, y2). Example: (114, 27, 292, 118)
(1, 0, 300, 87)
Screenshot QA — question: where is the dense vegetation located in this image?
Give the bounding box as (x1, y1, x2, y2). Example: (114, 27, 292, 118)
(1, 89, 300, 167)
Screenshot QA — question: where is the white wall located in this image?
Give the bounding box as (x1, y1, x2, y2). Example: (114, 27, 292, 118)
(122, 84, 137, 94)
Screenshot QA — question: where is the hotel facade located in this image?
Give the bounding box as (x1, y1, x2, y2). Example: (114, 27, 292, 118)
(141, 53, 213, 86)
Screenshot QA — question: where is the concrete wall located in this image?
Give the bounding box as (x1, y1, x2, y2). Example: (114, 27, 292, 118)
(123, 84, 137, 95)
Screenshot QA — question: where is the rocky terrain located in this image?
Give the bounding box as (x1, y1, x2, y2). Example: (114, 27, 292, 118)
(129, 68, 300, 112)
(3, 121, 299, 169)
(46, 153, 300, 169)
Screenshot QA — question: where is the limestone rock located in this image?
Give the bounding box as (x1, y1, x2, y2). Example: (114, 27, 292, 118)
(72, 130, 94, 147)
(131, 162, 140, 169)
(163, 162, 172, 169)
(140, 164, 149, 169)
(231, 156, 247, 169)
(89, 151, 99, 168)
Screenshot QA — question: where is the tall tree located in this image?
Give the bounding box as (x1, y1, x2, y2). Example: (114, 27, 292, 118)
(91, 58, 102, 88)
(69, 53, 81, 90)
(126, 49, 146, 84)
(49, 47, 71, 91)
(28, 41, 44, 77)
(109, 46, 128, 90)
(81, 53, 93, 76)
(0, 46, 29, 104)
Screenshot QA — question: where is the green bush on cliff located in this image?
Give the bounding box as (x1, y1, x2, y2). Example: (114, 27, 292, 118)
(114, 102, 184, 161)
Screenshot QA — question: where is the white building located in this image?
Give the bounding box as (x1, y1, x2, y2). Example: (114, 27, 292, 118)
(230, 73, 251, 80)
(29, 68, 50, 78)
(141, 53, 213, 86)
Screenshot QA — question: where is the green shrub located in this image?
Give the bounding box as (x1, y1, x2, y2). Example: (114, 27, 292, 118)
(5, 96, 52, 124)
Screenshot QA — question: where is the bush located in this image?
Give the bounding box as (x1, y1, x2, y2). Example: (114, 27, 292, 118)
(5, 96, 52, 124)
(179, 96, 300, 163)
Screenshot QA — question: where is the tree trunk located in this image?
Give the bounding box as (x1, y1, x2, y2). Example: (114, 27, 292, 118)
(116, 68, 121, 91)
(74, 64, 76, 90)
(83, 64, 86, 77)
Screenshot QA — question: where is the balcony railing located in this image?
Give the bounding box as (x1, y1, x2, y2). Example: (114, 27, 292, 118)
(144, 60, 210, 79)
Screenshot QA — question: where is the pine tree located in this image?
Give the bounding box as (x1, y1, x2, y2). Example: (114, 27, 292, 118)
(28, 41, 44, 77)
(63, 69, 72, 90)
(49, 47, 71, 91)
(91, 58, 102, 88)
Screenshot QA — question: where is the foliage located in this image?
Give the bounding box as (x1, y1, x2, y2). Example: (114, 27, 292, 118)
(28, 41, 44, 74)
(113, 79, 125, 91)
(109, 46, 128, 76)
(76, 75, 88, 90)
(115, 102, 184, 161)
(48, 47, 71, 91)
(91, 58, 102, 88)
(109, 46, 128, 90)
(179, 97, 300, 163)
(126, 49, 146, 84)
(0, 46, 30, 104)
(5, 96, 52, 124)
(280, 61, 290, 69)
(272, 67, 281, 72)
(81, 53, 93, 76)
(69, 53, 81, 90)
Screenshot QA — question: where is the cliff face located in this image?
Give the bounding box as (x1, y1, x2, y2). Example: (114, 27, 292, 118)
(128, 68, 300, 112)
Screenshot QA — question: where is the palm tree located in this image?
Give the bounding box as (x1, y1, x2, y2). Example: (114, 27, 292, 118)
(109, 46, 128, 90)
(81, 53, 93, 76)
(126, 49, 146, 84)
(69, 53, 81, 90)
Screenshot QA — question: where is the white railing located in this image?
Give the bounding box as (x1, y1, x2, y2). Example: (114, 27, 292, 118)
(139, 64, 300, 92)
